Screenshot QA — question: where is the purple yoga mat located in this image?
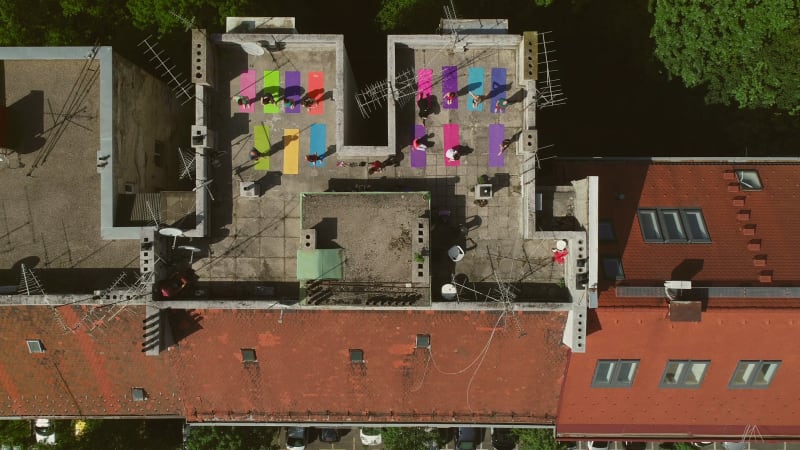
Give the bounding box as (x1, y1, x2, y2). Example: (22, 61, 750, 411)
(489, 124, 505, 167)
(490, 68, 507, 113)
(442, 66, 458, 109)
(284, 71, 302, 113)
(410, 125, 427, 168)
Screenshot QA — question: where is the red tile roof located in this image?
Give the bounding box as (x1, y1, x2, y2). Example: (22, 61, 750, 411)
(548, 161, 800, 289)
(0, 306, 183, 417)
(557, 307, 800, 439)
(167, 309, 569, 424)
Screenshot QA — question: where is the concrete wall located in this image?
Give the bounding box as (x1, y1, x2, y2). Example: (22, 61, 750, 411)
(112, 54, 183, 195)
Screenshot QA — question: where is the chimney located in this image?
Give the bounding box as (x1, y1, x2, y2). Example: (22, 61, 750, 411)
(747, 239, 762, 251)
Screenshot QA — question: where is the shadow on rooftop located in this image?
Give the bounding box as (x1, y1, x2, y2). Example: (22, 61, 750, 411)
(7, 90, 45, 154)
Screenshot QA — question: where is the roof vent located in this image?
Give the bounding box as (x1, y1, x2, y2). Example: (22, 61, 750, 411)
(727, 183, 741, 192)
(732, 197, 746, 207)
(723, 170, 736, 180)
(664, 280, 691, 301)
(747, 240, 762, 251)
(753, 255, 767, 267)
(742, 224, 756, 236)
(736, 210, 751, 221)
(759, 271, 773, 283)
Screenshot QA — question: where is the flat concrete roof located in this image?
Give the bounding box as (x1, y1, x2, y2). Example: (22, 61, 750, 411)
(0, 56, 138, 292)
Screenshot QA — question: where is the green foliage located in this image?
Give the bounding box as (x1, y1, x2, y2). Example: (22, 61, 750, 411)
(0, 420, 30, 447)
(184, 426, 275, 450)
(376, 0, 420, 31)
(513, 428, 565, 450)
(127, 0, 250, 35)
(651, 0, 800, 113)
(383, 427, 440, 450)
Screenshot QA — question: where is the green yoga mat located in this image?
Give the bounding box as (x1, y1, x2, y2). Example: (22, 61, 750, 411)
(263, 70, 280, 114)
(254, 125, 270, 170)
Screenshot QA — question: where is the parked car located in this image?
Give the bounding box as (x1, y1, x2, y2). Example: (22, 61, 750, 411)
(624, 442, 646, 450)
(319, 428, 340, 443)
(491, 428, 517, 450)
(360, 428, 382, 446)
(456, 427, 480, 450)
(34, 418, 55, 445)
(286, 427, 308, 450)
(588, 442, 609, 450)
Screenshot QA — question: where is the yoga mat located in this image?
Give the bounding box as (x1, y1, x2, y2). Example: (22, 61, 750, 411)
(443, 124, 460, 167)
(417, 69, 433, 97)
(309, 124, 326, 168)
(283, 129, 300, 175)
(262, 70, 280, 114)
(284, 71, 302, 113)
(410, 124, 427, 169)
(488, 124, 506, 168)
(253, 125, 271, 170)
(442, 66, 459, 109)
(239, 70, 256, 113)
(307, 72, 324, 115)
(467, 67, 485, 112)
(490, 67, 507, 113)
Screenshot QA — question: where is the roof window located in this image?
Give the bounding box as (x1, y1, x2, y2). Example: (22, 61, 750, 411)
(26, 339, 45, 353)
(416, 334, 431, 349)
(735, 170, 762, 191)
(350, 349, 364, 363)
(729, 360, 780, 388)
(592, 359, 639, 388)
(638, 208, 710, 243)
(131, 387, 147, 401)
(241, 348, 257, 363)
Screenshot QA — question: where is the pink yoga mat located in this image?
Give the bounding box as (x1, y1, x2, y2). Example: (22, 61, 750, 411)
(307, 71, 324, 115)
(443, 124, 460, 167)
(239, 70, 256, 113)
(417, 69, 433, 97)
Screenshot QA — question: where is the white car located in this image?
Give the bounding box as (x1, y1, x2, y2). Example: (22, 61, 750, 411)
(34, 418, 55, 445)
(588, 442, 609, 450)
(286, 427, 307, 450)
(360, 428, 382, 446)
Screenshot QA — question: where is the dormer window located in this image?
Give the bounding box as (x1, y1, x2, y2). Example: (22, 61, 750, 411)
(735, 170, 762, 191)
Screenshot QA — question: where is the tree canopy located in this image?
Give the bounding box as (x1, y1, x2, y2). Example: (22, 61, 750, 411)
(514, 428, 566, 450)
(382, 427, 442, 450)
(651, 0, 800, 113)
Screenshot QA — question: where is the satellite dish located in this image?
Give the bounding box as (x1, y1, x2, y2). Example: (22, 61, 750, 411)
(555, 240, 567, 251)
(241, 42, 265, 56)
(158, 227, 184, 249)
(441, 283, 457, 300)
(178, 245, 202, 264)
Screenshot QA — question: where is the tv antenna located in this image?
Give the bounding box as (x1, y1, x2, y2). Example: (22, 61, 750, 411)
(193, 178, 215, 201)
(138, 36, 194, 105)
(178, 245, 201, 264)
(536, 31, 567, 110)
(159, 227, 184, 249)
(178, 147, 196, 180)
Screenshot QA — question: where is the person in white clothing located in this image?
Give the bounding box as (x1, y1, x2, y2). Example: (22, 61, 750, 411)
(445, 147, 460, 162)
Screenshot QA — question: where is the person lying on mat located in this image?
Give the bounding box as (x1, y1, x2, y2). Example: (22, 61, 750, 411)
(417, 94, 433, 122)
(444, 91, 456, 105)
(412, 137, 428, 152)
(249, 149, 261, 161)
(261, 93, 276, 105)
(445, 147, 460, 162)
(498, 138, 513, 156)
(234, 95, 249, 106)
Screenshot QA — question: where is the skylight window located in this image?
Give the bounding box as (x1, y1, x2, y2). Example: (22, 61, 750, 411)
(602, 256, 625, 281)
(26, 339, 45, 353)
(598, 220, 616, 241)
(660, 360, 709, 388)
(637, 208, 710, 243)
(729, 360, 780, 388)
(241, 348, 257, 363)
(131, 387, 147, 401)
(735, 170, 762, 191)
(592, 359, 639, 387)
(416, 334, 431, 349)
(350, 349, 364, 363)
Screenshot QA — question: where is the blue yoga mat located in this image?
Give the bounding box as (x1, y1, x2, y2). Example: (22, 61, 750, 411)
(467, 67, 485, 112)
(310, 124, 326, 167)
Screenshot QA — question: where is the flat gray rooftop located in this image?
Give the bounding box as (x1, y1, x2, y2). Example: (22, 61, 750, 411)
(0, 58, 138, 292)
